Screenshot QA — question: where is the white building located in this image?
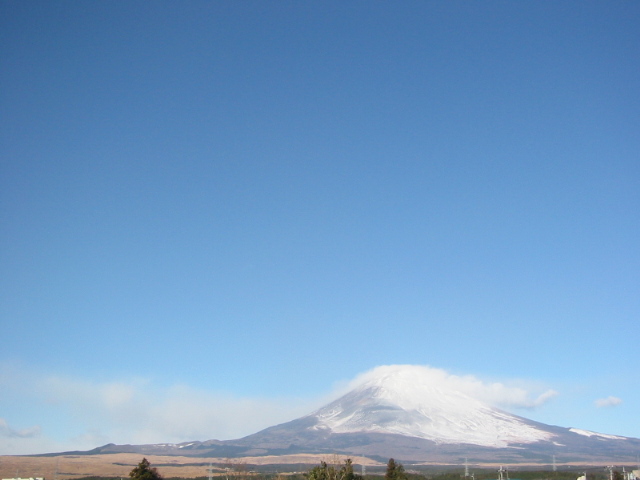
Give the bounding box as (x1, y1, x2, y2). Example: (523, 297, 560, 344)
(2, 477, 44, 480)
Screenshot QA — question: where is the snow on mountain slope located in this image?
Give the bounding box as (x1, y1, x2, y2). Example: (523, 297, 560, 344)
(569, 428, 626, 440)
(309, 365, 554, 448)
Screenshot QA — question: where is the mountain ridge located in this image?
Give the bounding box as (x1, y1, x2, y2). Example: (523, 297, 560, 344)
(50, 366, 640, 463)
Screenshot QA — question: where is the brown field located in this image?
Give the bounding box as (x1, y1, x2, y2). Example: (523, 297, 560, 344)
(2, 454, 637, 480)
(0, 454, 381, 480)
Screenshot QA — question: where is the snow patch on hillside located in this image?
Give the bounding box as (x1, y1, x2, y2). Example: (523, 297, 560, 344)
(569, 428, 625, 440)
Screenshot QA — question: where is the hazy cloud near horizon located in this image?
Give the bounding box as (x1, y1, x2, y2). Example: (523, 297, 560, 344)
(0, 362, 328, 454)
(0, 418, 41, 438)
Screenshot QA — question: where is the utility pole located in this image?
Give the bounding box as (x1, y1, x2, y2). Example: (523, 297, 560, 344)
(606, 465, 614, 480)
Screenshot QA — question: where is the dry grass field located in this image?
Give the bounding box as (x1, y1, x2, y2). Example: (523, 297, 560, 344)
(0, 453, 381, 480)
(2, 453, 634, 480)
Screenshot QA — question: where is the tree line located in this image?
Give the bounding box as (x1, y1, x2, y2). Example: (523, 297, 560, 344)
(305, 458, 408, 480)
(124, 457, 625, 480)
(127, 457, 408, 480)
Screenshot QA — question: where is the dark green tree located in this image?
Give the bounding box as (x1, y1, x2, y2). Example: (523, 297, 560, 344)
(307, 461, 331, 480)
(129, 458, 162, 480)
(385, 458, 407, 480)
(306, 459, 360, 480)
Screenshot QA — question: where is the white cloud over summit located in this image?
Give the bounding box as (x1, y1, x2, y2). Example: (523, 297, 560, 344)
(347, 365, 558, 410)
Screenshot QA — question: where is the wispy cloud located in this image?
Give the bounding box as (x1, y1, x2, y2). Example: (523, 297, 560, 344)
(595, 396, 622, 408)
(0, 418, 41, 438)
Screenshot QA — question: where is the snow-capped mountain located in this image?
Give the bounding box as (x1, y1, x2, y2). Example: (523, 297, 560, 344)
(85, 365, 640, 463)
(309, 365, 553, 447)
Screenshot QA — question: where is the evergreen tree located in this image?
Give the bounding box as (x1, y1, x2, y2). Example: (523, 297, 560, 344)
(307, 461, 331, 480)
(385, 458, 407, 480)
(130, 458, 163, 480)
(306, 459, 360, 480)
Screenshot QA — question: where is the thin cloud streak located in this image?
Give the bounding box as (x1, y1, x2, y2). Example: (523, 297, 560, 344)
(595, 396, 623, 408)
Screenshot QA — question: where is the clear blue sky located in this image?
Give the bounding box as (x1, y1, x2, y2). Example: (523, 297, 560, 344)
(1, 1, 638, 455)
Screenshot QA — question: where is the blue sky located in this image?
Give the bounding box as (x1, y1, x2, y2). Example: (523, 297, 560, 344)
(1, 1, 638, 455)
